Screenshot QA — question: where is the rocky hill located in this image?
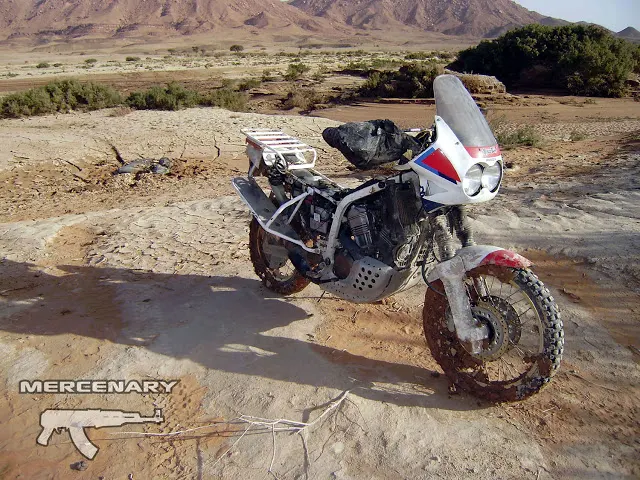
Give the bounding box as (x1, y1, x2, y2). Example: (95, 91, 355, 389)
(0, 0, 334, 40)
(0, 0, 635, 43)
(617, 26, 640, 40)
(288, 0, 544, 37)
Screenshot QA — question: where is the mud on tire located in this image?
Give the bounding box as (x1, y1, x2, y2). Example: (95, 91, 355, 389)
(249, 218, 310, 295)
(423, 266, 564, 402)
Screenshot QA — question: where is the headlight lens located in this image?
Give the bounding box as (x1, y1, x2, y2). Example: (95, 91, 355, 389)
(482, 162, 502, 192)
(462, 164, 483, 196)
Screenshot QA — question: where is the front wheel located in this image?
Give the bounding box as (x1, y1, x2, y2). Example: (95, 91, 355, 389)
(423, 265, 564, 402)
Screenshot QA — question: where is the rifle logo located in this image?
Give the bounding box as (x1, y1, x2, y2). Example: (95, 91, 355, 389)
(37, 408, 164, 459)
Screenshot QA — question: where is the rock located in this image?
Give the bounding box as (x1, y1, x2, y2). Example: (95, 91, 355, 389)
(70, 461, 88, 471)
(445, 70, 507, 95)
(116, 157, 172, 175)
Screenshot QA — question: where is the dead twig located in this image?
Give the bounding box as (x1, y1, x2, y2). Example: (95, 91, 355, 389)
(110, 144, 126, 165)
(112, 391, 351, 476)
(317, 290, 327, 303)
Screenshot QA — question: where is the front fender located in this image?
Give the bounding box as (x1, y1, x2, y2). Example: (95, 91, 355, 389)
(427, 246, 532, 283)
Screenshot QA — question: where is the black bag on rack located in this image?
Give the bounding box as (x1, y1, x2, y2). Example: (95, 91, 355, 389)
(322, 119, 421, 170)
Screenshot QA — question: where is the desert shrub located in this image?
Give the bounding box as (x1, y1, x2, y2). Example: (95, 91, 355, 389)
(570, 131, 588, 141)
(312, 70, 326, 82)
(53, 63, 63, 67)
(451, 25, 638, 97)
(36, 62, 50, 69)
(405, 52, 432, 60)
(0, 80, 122, 118)
(203, 88, 248, 112)
(230, 44, 244, 52)
(436, 51, 457, 61)
(282, 85, 321, 111)
(283, 62, 311, 81)
(487, 114, 541, 149)
(85, 58, 98, 64)
(369, 58, 405, 69)
(261, 69, 275, 82)
(501, 126, 541, 148)
(633, 46, 640, 74)
(496, 126, 541, 149)
(237, 78, 262, 91)
(359, 63, 441, 98)
(125, 56, 141, 62)
(126, 82, 200, 111)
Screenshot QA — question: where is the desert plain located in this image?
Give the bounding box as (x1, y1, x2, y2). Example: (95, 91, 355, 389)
(0, 43, 638, 480)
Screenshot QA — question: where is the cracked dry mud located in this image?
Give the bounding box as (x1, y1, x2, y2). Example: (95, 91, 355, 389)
(0, 106, 639, 479)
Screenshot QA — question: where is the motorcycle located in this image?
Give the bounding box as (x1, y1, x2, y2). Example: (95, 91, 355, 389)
(232, 75, 564, 402)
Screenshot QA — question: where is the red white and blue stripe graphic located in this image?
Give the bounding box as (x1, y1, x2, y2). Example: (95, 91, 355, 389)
(414, 147, 461, 184)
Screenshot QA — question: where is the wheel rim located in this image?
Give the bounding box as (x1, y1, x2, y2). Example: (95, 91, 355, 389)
(461, 271, 545, 384)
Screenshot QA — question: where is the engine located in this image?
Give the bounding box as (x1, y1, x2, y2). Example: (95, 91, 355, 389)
(289, 172, 428, 279)
(344, 179, 425, 271)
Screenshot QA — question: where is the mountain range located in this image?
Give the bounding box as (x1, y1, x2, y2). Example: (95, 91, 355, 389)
(0, 0, 636, 43)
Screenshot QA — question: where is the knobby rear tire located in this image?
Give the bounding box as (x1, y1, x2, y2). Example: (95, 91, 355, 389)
(249, 218, 310, 296)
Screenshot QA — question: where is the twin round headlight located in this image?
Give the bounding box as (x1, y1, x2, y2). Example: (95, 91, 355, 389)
(462, 162, 502, 196)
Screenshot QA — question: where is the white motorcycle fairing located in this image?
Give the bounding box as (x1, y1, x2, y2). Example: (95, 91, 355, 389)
(411, 117, 502, 210)
(410, 74, 503, 213)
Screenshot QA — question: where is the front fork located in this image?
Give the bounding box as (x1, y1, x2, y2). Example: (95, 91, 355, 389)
(431, 207, 489, 354)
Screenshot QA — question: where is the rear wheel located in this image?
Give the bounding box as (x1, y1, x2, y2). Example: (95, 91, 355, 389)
(249, 218, 310, 295)
(423, 265, 564, 401)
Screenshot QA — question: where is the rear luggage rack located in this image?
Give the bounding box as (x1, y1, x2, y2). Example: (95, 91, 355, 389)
(242, 128, 317, 170)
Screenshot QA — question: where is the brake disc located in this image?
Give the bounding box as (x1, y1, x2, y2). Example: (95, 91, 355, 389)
(471, 301, 511, 361)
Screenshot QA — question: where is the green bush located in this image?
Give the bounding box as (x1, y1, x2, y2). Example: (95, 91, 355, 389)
(359, 63, 441, 98)
(0, 80, 122, 118)
(489, 115, 541, 149)
(283, 62, 311, 81)
(451, 25, 638, 97)
(85, 58, 98, 64)
(36, 62, 50, 69)
(126, 82, 200, 111)
(230, 44, 244, 53)
(237, 78, 262, 91)
(125, 56, 141, 62)
(261, 69, 275, 82)
(282, 85, 321, 111)
(498, 126, 541, 149)
(203, 88, 248, 112)
(405, 52, 432, 60)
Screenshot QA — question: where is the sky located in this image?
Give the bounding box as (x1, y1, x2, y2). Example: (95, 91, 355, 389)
(515, 0, 639, 32)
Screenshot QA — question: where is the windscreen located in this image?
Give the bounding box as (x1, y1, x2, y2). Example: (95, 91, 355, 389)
(434, 75, 497, 148)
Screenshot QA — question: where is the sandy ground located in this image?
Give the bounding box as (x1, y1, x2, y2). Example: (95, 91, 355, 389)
(0, 102, 639, 479)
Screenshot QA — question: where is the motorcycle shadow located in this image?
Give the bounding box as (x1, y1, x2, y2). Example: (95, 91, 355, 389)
(0, 259, 480, 411)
